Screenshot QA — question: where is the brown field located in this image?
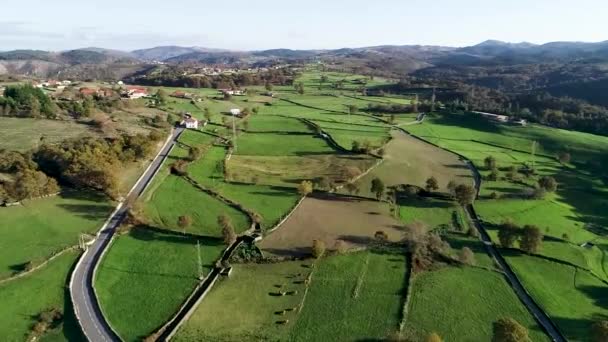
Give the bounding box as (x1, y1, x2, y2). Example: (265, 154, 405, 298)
(259, 194, 403, 257)
(353, 130, 472, 198)
(227, 154, 377, 188)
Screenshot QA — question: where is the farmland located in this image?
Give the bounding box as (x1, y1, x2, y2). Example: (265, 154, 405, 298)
(95, 227, 225, 341)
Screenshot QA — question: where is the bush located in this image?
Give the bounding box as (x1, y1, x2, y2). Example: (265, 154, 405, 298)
(458, 247, 476, 266)
(592, 320, 608, 342)
(498, 219, 519, 248)
(312, 239, 326, 258)
(374, 230, 389, 242)
(334, 240, 348, 255)
(492, 317, 530, 342)
(538, 176, 557, 192)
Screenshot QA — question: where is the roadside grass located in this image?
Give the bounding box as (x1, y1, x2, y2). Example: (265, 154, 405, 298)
(0, 117, 96, 151)
(0, 251, 81, 342)
(0, 190, 113, 279)
(227, 154, 377, 188)
(352, 130, 472, 199)
(173, 260, 311, 341)
(95, 227, 224, 342)
(178, 130, 217, 147)
(290, 249, 407, 341)
(505, 253, 608, 342)
(144, 175, 250, 236)
(234, 133, 335, 156)
(405, 266, 548, 342)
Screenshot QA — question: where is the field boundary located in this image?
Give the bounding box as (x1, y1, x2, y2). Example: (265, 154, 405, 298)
(263, 196, 306, 235)
(398, 253, 414, 333)
(0, 245, 78, 285)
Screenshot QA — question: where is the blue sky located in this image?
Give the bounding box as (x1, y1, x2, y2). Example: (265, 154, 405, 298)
(1, 0, 607, 51)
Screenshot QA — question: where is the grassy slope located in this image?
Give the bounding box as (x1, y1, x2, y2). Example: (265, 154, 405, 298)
(291, 250, 407, 341)
(95, 227, 225, 341)
(0, 251, 80, 342)
(174, 261, 311, 341)
(0, 190, 113, 278)
(0, 117, 96, 151)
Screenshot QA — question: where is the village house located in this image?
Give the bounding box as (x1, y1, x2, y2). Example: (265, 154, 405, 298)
(219, 89, 246, 96)
(123, 86, 148, 99)
(171, 91, 195, 99)
(230, 108, 242, 116)
(180, 113, 207, 129)
(473, 111, 509, 123)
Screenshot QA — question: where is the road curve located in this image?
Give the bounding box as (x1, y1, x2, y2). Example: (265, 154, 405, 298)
(70, 128, 184, 342)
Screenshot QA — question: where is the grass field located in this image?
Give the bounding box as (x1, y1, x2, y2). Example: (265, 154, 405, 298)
(227, 154, 377, 188)
(144, 175, 250, 237)
(234, 132, 335, 156)
(0, 251, 82, 342)
(0, 117, 96, 151)
(353, 130, 472, 199)
(399, 197, 457, 231)
(506, 254, 608, 341)
(290, 250, 407, 341)
(95, 227, 225, 341)
(259, 195, 403, 257)
(405, 266, 548, 341)
(0, 190, 113, 279)
(246, 115, 312, 133)
(174, 260, 312, 341)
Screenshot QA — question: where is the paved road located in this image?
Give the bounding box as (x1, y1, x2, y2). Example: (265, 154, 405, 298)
(70, 128, 184, 342)
(464, 161, 566, 342)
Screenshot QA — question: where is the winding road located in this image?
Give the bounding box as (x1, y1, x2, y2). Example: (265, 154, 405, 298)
(69, 127, 184, 342)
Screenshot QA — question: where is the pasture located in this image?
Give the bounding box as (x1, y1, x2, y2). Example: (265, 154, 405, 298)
(234, 132, 335, 156)
(95, 227, 225, 341)
(0, 117, 96, 151)
(290, 250, 408, 341)
(258, 195, 403, 257)
(0, 251, 81, 342)
(173, 260, 311, 341)
(144, 175, 251, 237)
(405, 266, 548, 341)
(0, 190, 113, 279)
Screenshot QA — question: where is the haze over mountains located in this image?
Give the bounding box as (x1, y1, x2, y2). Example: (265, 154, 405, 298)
(2, 39, 608, 78)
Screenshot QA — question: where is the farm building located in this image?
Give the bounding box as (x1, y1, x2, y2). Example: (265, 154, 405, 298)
(230, 108, 241, 116)
(123, 86, 148, 99)
(473, 111, 509, 123)
(219, 89, 246, 96)
(180, 113, 207, 129)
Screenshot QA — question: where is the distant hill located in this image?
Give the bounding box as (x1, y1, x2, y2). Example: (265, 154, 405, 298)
(132, 46, 232, 61)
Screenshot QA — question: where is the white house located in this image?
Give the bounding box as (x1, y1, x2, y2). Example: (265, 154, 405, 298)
(230, 108, 241, 116)
(473, 111, 509, 123)
(182, 117, 199, 129)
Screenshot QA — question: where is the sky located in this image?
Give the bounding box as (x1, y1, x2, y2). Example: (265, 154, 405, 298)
(1, 0, 607, 51)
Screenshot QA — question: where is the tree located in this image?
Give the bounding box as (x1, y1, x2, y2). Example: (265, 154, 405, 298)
(156, 89, 167, 105)
(264, 81, 273, 91)
(492, 317, 530, 342)
(498, 219, 519, 248)
(315, 176, 332, 191)
(188, 146, 202, 161)
(203, 107, 213, 123)
(312, 239, 326, 258)
(592, 320, 608, 342)
(425, 176, 439, 192)
(298, 180, 313, 196)
(218, 214, 237, 244)
(370, 177, 385, 200)
(484, 155, 497, 170)
(538, 176, 557, 192)
(447, 180, 457, 197)
(454, 184, 476, 206)
(334, 240, 347, 254)
(557, 151, 571, 164)
(458, 247, 476, 265)
(374, 230, 389, 242)
(177, 215, 192, 232)
(519, 225, 543, 253)
(346, 105, 358, 115)
(426, 332, 443, 342)
(345, 182, 359, 195)
(295, 82, 305, 95)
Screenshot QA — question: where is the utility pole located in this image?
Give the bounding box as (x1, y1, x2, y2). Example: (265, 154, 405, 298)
(197, 240, 203, 280)
(232, 113, 237, 153)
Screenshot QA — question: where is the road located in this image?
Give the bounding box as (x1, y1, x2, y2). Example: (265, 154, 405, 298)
(464, 161, 567, 342)
(70, 127, 184, 342)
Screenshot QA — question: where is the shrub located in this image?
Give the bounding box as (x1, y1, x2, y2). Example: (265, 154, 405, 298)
(458, 247, 476, 266)
(498, 219, 519, 248)
(484, 156, 497, 170)
(492, 317, 530, 342)
(425, 176, 439, 192)
(454, 184, 476, 206)
(334, 240, 348, 254)
(374, 230, 389, 242)
(519, 225, 543, 253)
(298, 180, 313, 196)
(177, 215, 192, 232)
(592, 320, 608, 342)
(312, 239, 326, 258)
(426, 332, 443, 342)
(489, 191, 499, 199)
(538, 176, 558, 192)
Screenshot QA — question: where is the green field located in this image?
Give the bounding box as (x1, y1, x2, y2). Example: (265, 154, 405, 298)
(0, 191, 113, 279)
(405, 266, 548, 341)
(506, 254, 608, 341)
(95, 227, 225, 341)
(0, 251, 82, 342)
(174, 260, 311, 341)
(234, 132, 335, 156)
(0, 117, 96, 151)
(290, 250, 407, 341)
